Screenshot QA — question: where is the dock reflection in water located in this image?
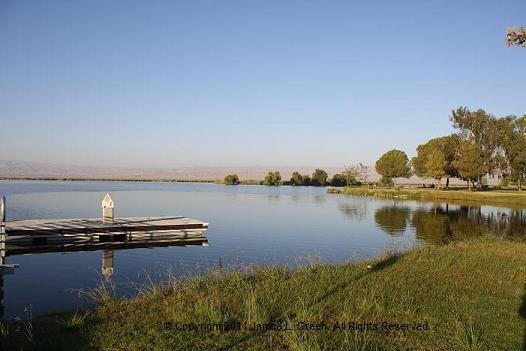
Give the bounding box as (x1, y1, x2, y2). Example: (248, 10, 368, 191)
(0, 229, 208, 319)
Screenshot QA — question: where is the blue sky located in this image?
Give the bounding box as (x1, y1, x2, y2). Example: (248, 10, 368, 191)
(1, 0, 525, 168)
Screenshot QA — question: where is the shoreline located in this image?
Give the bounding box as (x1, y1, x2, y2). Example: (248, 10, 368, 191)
(329, 186, 526, 207)
(2, 239, 524, 350)
(3, 179, 526, 208)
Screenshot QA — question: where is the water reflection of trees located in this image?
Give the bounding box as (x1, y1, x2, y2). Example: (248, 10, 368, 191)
(374, 204, 526, 245)
(374, 206, 409, 236)
(410, 208, 452, 244)
(338, 200, 368, 221)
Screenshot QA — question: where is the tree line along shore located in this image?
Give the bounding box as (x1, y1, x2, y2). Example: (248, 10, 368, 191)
(226, 106, 526, 195)
(223, 168, 357, 187)
(4, 105, 526, 194)
(372, 106, 526, 191)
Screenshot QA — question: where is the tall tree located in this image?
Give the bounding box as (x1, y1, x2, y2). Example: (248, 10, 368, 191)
(424, 149, 447, 189)
(454, 142, 486, 191)
(508, 141, 526, 191)
(494, 116, 515, 183)
(506, 26, 526, 48)
(498, 116, 526, 190)
(375, 149, 411, 186)
(450, 107, 499, 183)
(412, 135, 460, 188)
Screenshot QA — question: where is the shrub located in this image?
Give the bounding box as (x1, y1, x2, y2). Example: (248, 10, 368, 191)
(330, 173, 347, 187)
(223, 174, 240, 185)
(289, 172, 303, 186)
(311, 169, 328, 186)
(263, 171, 281, 186)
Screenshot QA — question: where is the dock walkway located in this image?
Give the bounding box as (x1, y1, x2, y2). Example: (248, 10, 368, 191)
(0, 194, 209, 256)
(5, 216, 208, 236)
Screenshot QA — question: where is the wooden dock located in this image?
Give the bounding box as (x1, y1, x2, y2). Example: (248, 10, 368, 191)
(0, 194, 210, 257)
(4, 216, 209, 255)
(5, 216, 208, 236)
(0, 193, 211, 318)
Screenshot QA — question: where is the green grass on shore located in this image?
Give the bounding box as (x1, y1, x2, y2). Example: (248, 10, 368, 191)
(2, 239, 526, 350)
(329, 186, 526, 207)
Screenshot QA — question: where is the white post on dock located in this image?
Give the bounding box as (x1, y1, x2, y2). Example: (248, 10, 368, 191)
(102, 193, 114, 223)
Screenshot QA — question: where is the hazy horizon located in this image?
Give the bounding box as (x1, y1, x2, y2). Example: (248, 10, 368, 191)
(0, 158, 347, 171)
(0, 159, 348, 180)
(1, 1, 525, 168)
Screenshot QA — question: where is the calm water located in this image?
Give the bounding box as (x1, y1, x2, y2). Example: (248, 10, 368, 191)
(1, 181, 525, 319)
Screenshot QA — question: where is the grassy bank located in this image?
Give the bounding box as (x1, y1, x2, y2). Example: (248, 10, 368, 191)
(329, 186, 526, 207)
(3, 239, 526, 350)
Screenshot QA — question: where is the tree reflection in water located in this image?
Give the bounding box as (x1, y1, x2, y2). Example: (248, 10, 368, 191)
(372, 204, 526, 245)
(374, 206, 409, 237)
(338, 199, 368, 221)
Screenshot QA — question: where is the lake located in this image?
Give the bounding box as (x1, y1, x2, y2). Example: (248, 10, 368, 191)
(1, 181, 525, 319)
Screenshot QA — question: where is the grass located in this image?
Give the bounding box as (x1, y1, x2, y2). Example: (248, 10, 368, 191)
(329, 186, 526, 207)
(2, 239, 526, 350)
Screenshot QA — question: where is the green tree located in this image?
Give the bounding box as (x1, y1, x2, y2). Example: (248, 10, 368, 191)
(263, 171, 281, 186)
(375, 149, 411, 186)
(411, 153, 426, 179)
(450, 107, 498, 183)
(343, 164, 369, 186)
(223, 174, 240, 185)
(506, 26, 526, 48)
(508, 142, 526, 191)
(301, 175, 312, 186)
(425, 149, 447, 189)
(330, 173, 347, 187)
(454, 142, 486, 191)
(311, 169, 328, 186)
(496, 115, 526, 190)
(289, 172, 303, 186)
(412, 135, 460, 188)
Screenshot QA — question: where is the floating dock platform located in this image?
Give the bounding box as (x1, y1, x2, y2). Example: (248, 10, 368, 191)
(5, 216, 209, 255)
(0, 194, 209, 257)
(0, 193, 210, 318)
(5, 216, 208, 236)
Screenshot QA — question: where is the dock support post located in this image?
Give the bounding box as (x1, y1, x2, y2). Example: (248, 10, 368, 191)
(0, 271, 3, 320)
(1, 196, 6, 319)
(102, 250, 114, 280)
(1, 196, 5, 266)
(102, 194, 114, 224)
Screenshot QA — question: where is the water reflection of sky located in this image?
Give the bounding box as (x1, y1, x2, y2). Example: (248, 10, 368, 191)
(0, 181, 525, 318)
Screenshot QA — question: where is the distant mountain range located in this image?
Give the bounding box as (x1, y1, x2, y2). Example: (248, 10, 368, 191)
(3, 160, 479, 185)
(0, 160, 347, 181)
